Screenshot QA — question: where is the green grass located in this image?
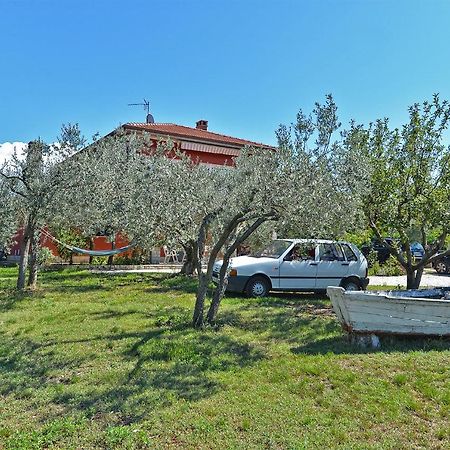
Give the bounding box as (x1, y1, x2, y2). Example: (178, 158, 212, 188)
(0, 267, 449, 449)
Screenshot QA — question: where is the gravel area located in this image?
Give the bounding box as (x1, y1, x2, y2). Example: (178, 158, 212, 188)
(370, 270, 450, 288)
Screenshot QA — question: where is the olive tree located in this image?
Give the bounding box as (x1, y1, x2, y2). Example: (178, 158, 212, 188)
(275, 95, 368, 240)
(356, 95, 450, 288)
(0, 124, 86, 289)
(55, 129, 187, 267)
(176, 95, 366, 327)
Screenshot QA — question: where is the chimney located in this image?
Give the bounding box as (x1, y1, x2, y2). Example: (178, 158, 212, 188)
(196, 119, 208, 131)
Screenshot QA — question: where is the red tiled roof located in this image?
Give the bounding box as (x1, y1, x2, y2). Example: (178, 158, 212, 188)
(123, 123, 274, 149)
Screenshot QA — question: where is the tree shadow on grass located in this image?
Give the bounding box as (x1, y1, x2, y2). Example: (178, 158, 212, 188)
(0, 332, 89, 397)
(218, 291, 337, 344)
(50, 324, 265, 423)
(44, 284, 112, 294)
(143, 274, 198, 295)
(222, 292, 450, 355)
(0, 307, 265, 425)
(292, 333, 450, 355)
(0, 289, 45, 312)
(41, 269, 94, 282)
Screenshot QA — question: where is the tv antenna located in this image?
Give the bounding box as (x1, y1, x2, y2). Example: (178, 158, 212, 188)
(128, 99, 154, 123)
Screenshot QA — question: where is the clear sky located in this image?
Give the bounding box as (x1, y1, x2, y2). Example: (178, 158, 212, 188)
(1, 0, 450, 150)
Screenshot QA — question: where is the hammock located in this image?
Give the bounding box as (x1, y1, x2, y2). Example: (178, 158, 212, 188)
(40, 229, 135, 257)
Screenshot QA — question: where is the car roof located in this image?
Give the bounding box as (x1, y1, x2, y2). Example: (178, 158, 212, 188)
(277, 239, 351, 245)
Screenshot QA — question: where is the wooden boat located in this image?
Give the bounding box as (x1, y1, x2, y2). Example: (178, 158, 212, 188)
(327, 286, 450, 337)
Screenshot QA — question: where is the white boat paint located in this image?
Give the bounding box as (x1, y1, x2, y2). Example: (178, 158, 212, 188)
(327, 286, 450, 336)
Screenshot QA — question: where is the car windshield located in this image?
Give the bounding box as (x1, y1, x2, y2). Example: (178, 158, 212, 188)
(250, 240, 293, 259)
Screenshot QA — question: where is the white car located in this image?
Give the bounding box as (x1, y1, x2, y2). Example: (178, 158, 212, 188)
(212, 239, 369, 297)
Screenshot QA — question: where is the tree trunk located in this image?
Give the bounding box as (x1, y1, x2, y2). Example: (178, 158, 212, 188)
(206, 254, 231, 324)
(193, 273, 208, 328)
(406, 266, 424, 289)
(206, 216, 270, 324)
(193, 240, 218, 327)
(192, 214, 215, 328)
(89, 237, 94, 265)
(17, 223, 32, 290)
(27, 229, 40, 289)
(180, 241, 198, 276)
(107, 240, 115, 266)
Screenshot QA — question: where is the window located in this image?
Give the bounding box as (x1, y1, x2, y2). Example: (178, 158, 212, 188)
(251, 240, 293, 259)
(319, 243, 344, 261)
(341, 244, 358, 261)
(291, 244, 316, 261)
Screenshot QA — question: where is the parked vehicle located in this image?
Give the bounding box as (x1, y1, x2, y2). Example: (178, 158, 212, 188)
(362, 238, 424, 264)
(409, 242, 425, 259)
(213, 239, 369, 297)
(432, 254, 450, 274)
(361, 238, 396, 264)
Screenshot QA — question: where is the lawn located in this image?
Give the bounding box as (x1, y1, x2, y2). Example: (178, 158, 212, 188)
(0, 267, 449, 449)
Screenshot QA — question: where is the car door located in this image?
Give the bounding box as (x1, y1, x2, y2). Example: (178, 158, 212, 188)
(315, 243, 349, 289)
(278, 243, 318, 290)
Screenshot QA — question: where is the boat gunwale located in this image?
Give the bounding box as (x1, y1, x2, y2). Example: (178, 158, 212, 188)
(345, 290, 450, 304)
(327, 286, 450, 337)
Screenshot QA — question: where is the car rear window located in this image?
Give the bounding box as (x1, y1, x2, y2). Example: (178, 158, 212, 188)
(342, 244, 358, 261)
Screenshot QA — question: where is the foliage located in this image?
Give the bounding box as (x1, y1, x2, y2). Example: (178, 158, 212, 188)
(358, 94, 450, 288)
(343, 228, 373, 249)
(368, 255, 404, 276)
(36, 246, 54, 267)
(275, 95, 369, 240)
(52, 129, 153, 242)
(0, 177, 16, 250)
(51, 227, 90, 262)
(0, 267, 448, 449)
(113, 248, 150, 265)
(0, 124, 87, 289)
(89, 256, 109, 265)
(365, 248, 378, 268)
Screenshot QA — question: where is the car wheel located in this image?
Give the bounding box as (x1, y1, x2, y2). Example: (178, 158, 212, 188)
(246, 276, 270, 298)
(435, 261, 449, 274)
(341, 279, 361, 291)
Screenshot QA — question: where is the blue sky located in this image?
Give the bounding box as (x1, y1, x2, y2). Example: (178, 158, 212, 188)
(1, 0, 450, 149)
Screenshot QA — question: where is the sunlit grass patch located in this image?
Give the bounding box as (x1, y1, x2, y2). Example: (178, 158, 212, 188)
(0, 267, 449, 449)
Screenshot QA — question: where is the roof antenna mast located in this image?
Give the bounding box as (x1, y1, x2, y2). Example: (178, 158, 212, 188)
(128, 98, 154, 123)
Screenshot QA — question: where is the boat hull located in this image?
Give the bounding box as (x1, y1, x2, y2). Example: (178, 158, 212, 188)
(327, 286, 450, 336)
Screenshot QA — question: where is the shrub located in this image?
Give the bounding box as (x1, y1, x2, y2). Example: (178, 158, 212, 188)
(113, 249, 150, 265)
(90, 256, 109, 265)
(37, 247, 54, 267)
(368, 255, 404, 276)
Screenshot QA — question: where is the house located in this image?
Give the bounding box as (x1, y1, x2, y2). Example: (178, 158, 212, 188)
(121, 119, 273, 166)
(7, 118, 273, 264)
